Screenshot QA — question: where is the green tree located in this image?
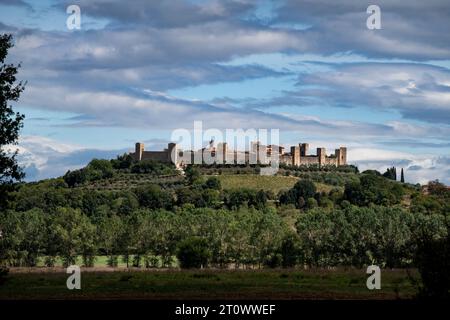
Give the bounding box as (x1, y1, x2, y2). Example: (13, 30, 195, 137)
(63, 169, 88, 187)
(131, 159, 175, 175)
(117, 191, 139, 215)
(383, 167, 397, 181)
(97, 214, 124, 267)
(255, 190, 268, 209)
(400, 168, 405, 183)
(293, 180, 316, 200)
(251, 207, 286, 268)
(49, 208, 96, 267)
(177, 237, 211, 269)
(111, 153, 134, 170)
(185, 165, 201, 185)
(16, 209, 46, 266)
(0, 210, 23, 266)
(0, 209, 47, 267)
(280, 234, 299, 268)
(0, 34, 25, 209)
(87, 159, 114, 180)
(176, 187, 206, 207)
(344, 174, 404, 206)
(279, 179, 316, 209)
(135, 184, 173, 210)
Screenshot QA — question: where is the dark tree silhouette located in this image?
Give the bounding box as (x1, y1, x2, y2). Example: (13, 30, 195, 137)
(400, 168, 405, 183)
(383, 166, 397, 181)
(0, 34, 25, 208)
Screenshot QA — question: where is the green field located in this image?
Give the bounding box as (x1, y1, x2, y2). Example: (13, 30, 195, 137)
(217, 175, 335, 194)
(0, 269, 418, 300)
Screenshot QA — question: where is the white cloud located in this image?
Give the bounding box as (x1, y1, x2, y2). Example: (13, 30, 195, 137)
(350, 147, 450, 185)
(11, 136, 125, 181)
(349, 148, 414, 162)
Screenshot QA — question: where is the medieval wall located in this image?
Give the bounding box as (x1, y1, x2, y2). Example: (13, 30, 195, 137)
(300, 156, 319, 165)
(132, 142, 348, 167)
(324, 157, 338, 166)
(141, 151, 169, 162)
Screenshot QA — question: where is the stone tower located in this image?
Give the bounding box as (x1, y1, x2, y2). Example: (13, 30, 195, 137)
(338, 147, 347, 166)
(217, 142, 228, 164)
(291, 146, 300, 166)
(167, 143, 177, 164)
(300, 143, 309, 156)
(135, 142, 144, 161)
(317, 147, 326, 166)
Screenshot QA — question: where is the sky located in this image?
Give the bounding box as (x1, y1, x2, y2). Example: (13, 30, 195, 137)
(1, 0, 450, 184)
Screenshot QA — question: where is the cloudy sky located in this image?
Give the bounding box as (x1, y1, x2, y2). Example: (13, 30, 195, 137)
(1, 0, 449, 183)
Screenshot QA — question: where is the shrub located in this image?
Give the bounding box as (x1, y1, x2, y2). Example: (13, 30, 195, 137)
(107, 255, 118, 267)
(344, 174, 404, 206)
(264, 253, 283, 268)
(135, 184, 174, 209)
(87, 159, 114, 180)
(204, 177, 221, 190)
(306, 197, 318, 209)
(144, 254, 160, 268)
(279, 179, 316, 208)
(0, 267, 8, 285)
(414, 230, 450, 299)
(111, 153, 134, 170)
(131, 160, 175, 175)
(44, 256, 56, 267)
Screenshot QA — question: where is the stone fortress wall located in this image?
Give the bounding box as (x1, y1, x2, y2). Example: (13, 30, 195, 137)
(131, 141, 347, 167)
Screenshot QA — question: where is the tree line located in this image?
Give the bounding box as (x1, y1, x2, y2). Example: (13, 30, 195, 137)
(1, 204, 447, 270)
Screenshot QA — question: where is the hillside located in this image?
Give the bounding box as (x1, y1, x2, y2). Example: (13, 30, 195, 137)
(12, 156, 420, 211)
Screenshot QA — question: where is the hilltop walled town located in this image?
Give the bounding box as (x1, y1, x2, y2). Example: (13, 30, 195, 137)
(131, 141, 347, 167)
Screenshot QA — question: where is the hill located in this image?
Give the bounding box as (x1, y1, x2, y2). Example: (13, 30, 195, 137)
(1, 156, 449, 299)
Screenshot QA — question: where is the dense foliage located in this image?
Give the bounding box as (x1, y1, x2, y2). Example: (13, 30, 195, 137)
(0, 34, 25, 210)
(1, 153, 449, 296)
(0, 160, 448, 273)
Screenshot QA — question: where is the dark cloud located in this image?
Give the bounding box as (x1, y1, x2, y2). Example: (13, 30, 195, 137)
(28, 117, 50, 121)
(45, 148, 126, 167)
(436, 157, 450, 165)
(58, 0, 257, 27)
(23, 22, 302, 67)
(4, 23, 296, 93)
(276, 0, 450, 60)
(380, 139, 450, 149)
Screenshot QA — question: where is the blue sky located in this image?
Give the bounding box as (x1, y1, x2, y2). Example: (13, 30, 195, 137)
(1, 0, 450, 183)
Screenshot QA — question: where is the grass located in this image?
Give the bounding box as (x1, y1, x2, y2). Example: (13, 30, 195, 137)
(217, 175, 335, 194)
(0, 268, 418, 300)
(218, 175, 298, 194)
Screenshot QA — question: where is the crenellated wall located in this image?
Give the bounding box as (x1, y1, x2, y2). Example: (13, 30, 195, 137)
(131, 141, 347, 167)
